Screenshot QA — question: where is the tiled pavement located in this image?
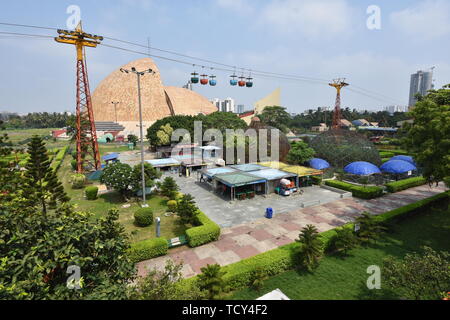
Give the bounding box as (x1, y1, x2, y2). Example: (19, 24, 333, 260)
(136, 183, 447, 278)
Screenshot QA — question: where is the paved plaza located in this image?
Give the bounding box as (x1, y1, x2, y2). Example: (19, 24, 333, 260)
(163, 172, 344, 228)
(137, 183, 447, 279)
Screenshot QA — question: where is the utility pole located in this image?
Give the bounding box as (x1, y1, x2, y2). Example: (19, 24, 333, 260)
(111, 101, 120, 123)
(120, 67, 155, 207)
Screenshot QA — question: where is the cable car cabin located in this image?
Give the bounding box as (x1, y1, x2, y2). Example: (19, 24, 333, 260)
(230, 74, 238, 86)
(191, 72, 199, 84)
(246, 80, 253, 87)
(200, 74, 208, 85)
(209, 75, 217, 86)
(238, 78, 246, 87)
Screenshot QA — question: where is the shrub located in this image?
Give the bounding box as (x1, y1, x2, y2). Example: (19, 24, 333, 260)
(50, 146, 68, 171)
(385, 177, 427, 193)
(134, 208, 154, 227)
(167, 200, 178, 212)
(85, 186, 98, 200)
(186, 211, 220, 247)
(71, 159, 77, 171)
(381, 158, 390, 164)
(329, 227, 359, 254)
(70, 173, 86, 189)
(296, 224, 323, 272)
(160, 177, 179, 200)
(128, 237, 168, 263)
(325, 180, 383, 199)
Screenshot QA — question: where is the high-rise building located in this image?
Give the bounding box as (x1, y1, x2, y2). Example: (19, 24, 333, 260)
(236, 104, 245, 114)
(384, 105, 408, 114)
(408, 69, 434, 107)
(211, 97, 235, 113)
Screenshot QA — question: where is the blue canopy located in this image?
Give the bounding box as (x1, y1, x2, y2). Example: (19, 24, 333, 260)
(380, 160, 417, 174)
(391, 155, 415, 164)
(309, 158, 330, 170)
(102, 153, 119, 161)
(344, 161, 381, 175)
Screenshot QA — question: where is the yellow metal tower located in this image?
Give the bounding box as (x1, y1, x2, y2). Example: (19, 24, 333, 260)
(55, 22, 103, 173)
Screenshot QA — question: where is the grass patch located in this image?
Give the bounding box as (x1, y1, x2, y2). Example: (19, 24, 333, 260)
(58, 153, 188, 243)
(230, 203, 450, 300)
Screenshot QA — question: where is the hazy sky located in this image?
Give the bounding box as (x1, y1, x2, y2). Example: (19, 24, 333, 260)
(1, 0, 449, 114)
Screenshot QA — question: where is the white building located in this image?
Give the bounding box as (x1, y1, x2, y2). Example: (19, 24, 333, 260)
(384, 105, 408, 114)
(211, 97, 236, 113)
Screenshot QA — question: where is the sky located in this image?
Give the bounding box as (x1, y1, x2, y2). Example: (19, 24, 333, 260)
(0, 0, 449, 114)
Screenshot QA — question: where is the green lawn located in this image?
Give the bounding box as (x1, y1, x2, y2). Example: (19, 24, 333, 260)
(230, 204, 450, 300)
(58, 148, 188, 243)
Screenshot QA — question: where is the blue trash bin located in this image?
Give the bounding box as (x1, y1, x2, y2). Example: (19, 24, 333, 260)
(265, 207, 273, 219)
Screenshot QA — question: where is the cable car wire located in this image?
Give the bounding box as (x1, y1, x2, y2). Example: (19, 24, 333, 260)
(0, 21, 404, 104)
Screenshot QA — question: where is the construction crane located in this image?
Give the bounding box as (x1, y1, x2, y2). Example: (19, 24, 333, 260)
(329, 78, 349, 129)
(55, 22, 103, 173)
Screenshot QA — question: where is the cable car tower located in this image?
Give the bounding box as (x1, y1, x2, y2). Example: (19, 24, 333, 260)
(55, 22, 102, 173)
(329, 78, 349, 129)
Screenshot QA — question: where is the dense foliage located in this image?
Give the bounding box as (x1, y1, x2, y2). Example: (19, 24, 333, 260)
(258, 106, 291, 133)
(403, 84, 450, 187)
(286, 140, 315, 165)
(0, 112, 74, 129)
(146, 112, 247, 147)
(383, 246, 450, 300)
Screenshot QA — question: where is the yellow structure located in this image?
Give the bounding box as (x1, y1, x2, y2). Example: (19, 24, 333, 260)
(240, 88, 281, 125)
(258, 161, 322, 177)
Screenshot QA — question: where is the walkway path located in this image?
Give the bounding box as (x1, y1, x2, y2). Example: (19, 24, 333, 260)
(137, 183, 447, 278)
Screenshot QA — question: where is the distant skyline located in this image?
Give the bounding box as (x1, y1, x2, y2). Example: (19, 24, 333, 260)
(1, 0, 449, 114)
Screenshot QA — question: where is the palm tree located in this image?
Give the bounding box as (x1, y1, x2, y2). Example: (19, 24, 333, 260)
(197, 264, 228, 300)
(296, 224, 323, 272)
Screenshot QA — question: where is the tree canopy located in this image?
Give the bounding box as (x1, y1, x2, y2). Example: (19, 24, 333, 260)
(403, 84, 450, 186)
(286, 140, 315, 165)
(258, 106, 291, 133)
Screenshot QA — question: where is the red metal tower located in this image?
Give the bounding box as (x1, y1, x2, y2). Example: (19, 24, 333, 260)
(329, 79, 349, 129)
(55, 22, 102, 173)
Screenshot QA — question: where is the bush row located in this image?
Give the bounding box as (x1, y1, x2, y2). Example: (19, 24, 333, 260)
(385, 177, 427, 193)
(50, 146, 69, 171)
(186, 210, 221, 247)
(185, 191, 449, 290)
(325, 180, 383, 199)
(127, 237, 168, 264)
(379, 151, 395, 158)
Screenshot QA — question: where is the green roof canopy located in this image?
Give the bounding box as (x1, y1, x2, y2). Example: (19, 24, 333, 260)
(215, 172, 266, 187)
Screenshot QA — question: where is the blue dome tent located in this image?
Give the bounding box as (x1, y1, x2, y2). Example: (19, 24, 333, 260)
(380, 160, 417, 174)
(309, 158, 330, 170)
(344, 161, 381, 175)
(391, 155, 415, 165)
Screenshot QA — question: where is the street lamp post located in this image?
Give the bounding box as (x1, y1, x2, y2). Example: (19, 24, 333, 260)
(120, 67, 155, 207)
(111, 101, 120, 123)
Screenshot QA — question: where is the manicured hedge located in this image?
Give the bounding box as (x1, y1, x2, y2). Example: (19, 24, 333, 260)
(185, 191, 449, 289)
(50, 146, 68, 171)
(185, 210, 220, 247)
(389, 149, 409, 156)
(373, 191, 448, 224)
(385, 177, 427, 193)
(128, 237, 168, 263)
(381, 158, 390, 164)
(325, 180, 383, 199)
(134, 207, 154, 227)
(85, 186, 98, 200)
(379, 151, 395, 158)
